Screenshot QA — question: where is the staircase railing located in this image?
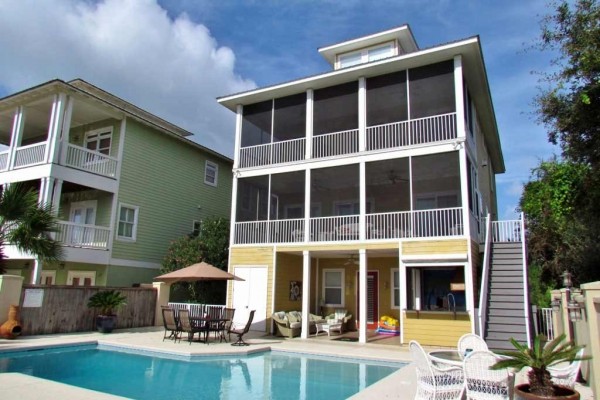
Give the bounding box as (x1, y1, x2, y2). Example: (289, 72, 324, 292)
(477, 214, 492, 337)
(519, 212, 532, 347)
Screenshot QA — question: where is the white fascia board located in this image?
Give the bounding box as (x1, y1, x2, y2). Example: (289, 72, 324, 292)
(110, 258, 161, 270)
(51, 164, 119, 193)
(0, 164, 52, 183)
(401, 253, 468, 263)
(62, 247, 111, 264)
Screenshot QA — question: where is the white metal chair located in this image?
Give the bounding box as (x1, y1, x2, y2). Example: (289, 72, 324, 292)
(463, 350, 514, 400)
(458, 333, 489, 360)
(547, 348, 584, 389)
(409, 340, 465, 400)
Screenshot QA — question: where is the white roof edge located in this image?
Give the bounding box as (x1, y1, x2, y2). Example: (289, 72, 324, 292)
(318, 25, 412, 53)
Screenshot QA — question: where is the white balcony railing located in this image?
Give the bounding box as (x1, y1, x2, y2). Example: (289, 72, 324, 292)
(366, 113, 457, 151)
(312, 128, 359, 159)
(239, 138, 305, 168)
(65, 144, 118, 178)
(233, 207, 464, 244)
(55, 221, 110, 249)
(0, 150, 8, 171)
(491, 220, 521, 242)
(13, 142, 47, 168)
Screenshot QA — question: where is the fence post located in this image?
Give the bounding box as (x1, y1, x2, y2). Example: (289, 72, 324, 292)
(550, 289, 565, 340)
(146, 282, 170, 327)
(0, 275, 24, 324)
(580, 281, 600, 399)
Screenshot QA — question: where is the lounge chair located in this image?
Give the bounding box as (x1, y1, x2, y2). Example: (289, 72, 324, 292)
(325, 309, 352, 333)
(547, 348, 585, 389)
(409, 340, 464, 400)
(179, 309, 207, 345)
(162, 308, 181, 342)
(458, 333, 489, 360)
(231, 310, 255, 346)
(463, 350, 514, 400)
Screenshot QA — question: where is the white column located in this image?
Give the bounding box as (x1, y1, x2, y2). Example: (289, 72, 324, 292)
(305, 89, 313, 160)
(233, 105, 243, 169)
(359, 162, 366, 241)
(8, 107, 25, 170)
(31, 260, 42, 285)
(358, 77, 366, 152)
(304, 169, 311, 242)
(358, 248, 367, 343)
(454, 55, 465, 139)
(58, 95, 74, 165)
(50, 178, 63, 217)
(38, 176, 54, 205)
(399, 245, 407, 344)
(301, 250, 311, 339)
(229, 175, 239, 248)
(45, 93, 67, 164)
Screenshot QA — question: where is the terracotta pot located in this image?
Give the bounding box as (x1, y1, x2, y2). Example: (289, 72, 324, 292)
(0, 305, 23, 339)
(514, 384, 580, 400)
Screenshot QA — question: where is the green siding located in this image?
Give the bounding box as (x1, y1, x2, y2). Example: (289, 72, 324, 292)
(112, 119, 232, 264)
(58, 191, 113, 227)
(106, 265, 159, 286)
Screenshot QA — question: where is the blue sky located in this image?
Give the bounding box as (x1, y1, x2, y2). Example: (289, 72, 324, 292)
(0, 0, 559, 219)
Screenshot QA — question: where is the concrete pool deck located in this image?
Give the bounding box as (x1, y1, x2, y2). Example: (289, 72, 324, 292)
(0, 327, 594, 400)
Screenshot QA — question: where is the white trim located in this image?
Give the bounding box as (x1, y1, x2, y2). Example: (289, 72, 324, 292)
(40, 270, 56, 285)
(67, 270, 96, 286)
(401, 253, 468, 263)
(204, 160, 219, 186)
(391, 268, 400, 309)
(322, 268, 345, 307)
(301, 250, 311, 339)
(110, 258, 161, 269)
(84, 126, 113, 156)
(234, 104, 243, 169)
(116, 203, 139, 242)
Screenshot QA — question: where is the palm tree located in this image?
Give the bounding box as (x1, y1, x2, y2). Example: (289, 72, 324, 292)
(0, 183, 62, 273)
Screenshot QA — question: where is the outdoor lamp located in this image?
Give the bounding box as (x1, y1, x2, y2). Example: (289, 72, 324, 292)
(567, 299, 583, 321)
(550, 297, 562, 312)
(562, 270, 572, 288)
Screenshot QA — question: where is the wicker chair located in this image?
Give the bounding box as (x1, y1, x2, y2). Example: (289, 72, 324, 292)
(458, 333, 489, 360)
(547, 348, 585, 389)
(409, 340, 465, 400)
(161, 308, 181, 342)
(463, 350, 514, 400)
(325, 309, 352, 333)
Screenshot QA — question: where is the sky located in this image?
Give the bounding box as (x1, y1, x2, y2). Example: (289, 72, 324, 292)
(0, 0, 560, 220)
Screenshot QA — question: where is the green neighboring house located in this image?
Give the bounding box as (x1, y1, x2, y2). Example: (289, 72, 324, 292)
(0, 79, 232, 286)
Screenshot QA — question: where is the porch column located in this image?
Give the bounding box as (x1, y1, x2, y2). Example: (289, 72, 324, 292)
(50, 178, 63, 217)
(399, 246, 407, 344)
(358, 77, 366, 152)
(358, 248, 367, 343)
(304, 169, 311, 242)
(7, 106, 25, 170)
(45, 93, 67, 164)
(359, 162, 366, 241)
(233, 104, 243, 169)
(305, 89, 313, 160)
(57, 95, 74, 166)
(454, 55, 465, 139)
(301, 250, 311, 339)
(31, 260, 43, 285)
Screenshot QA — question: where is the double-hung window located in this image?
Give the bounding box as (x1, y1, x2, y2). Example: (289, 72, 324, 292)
(117, 203, 139, 241)
(85, 128, 112, 155)
(323, 269, 344, 306)
(205, 161, 218, 186)
(391, 269, 400, 309)
(337, 42, 395, 69)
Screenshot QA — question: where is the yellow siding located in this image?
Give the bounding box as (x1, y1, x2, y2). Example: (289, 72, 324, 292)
(274, 253, 304, 312)
(402, 239, 468, 255)
(403, 313, 471, 346)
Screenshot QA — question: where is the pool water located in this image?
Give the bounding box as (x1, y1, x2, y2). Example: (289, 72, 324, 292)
(0, 345, 404, 400)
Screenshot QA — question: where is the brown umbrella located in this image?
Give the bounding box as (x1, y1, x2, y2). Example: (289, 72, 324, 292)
(154, 262, 244, 283)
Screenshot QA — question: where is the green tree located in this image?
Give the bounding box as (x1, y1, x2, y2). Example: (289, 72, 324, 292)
(0, 183, 62, 273)
(161, 217, 230, 304)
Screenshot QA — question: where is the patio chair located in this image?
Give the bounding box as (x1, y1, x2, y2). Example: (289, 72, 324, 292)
(547, 348, 584, 389)
(463, 350, 514, 400)
(179, 309, 207, 345)
(325, 309, 352, 333)
(162, 307, 181, 342)
(206, 306, 224, 342)
(458, 333, 489, 360)
(231, 310, 255, 346)
(409, 340, 465, 400)
(221, 307, 236, 342)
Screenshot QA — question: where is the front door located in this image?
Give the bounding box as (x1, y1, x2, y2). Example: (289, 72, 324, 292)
(232, 266, 268, 332)
(356, 271, 379, 330)
(69, 201, 97, 245)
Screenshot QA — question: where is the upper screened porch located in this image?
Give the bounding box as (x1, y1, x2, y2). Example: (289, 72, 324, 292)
(238, 60, 465, 169)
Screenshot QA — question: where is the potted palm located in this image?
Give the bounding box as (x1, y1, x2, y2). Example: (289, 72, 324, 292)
(87, 290, 127, 333)
(492, 333, 588, 400)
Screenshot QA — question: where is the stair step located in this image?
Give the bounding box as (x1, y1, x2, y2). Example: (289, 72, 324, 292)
(487, 295, 524, 303)
(489, 275, 524, 283)
(485, 308, 524, 316)
(487, 323, 527, 333)
(485, 339, 527, 351)
(491, 260, 525, 267)
(487, 316, 528, 325)
(485, 331, 528, 342)
(492, 243, 522, 249)
(489, 288, 524, 296)
(489, 282, 524, 290)
(491, 252, 523, 259)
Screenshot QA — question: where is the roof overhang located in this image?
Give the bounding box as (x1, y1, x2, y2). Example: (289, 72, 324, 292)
(218, 36, 504, 173)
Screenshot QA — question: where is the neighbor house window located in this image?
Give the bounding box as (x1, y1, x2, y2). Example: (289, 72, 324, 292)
(85, 127, 112, 155)
(192, 220, 202, 237)
(205, 161, 218, 186)
(323, 269, 344, 306)
(67, 271, 96, 286)
(391, 269, 400, 308)
(117, 204, 139, 241)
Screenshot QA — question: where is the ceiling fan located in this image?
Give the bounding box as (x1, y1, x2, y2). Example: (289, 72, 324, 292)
(344, 254, 359, 266)
(387, 169, 408, 184)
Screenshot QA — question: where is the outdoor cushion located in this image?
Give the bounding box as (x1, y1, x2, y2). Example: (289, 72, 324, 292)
(288, 311, 302, 322)
(289, 321, 302, 329)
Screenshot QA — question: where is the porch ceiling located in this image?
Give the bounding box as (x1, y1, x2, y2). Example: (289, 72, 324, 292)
(276, 247, 398, 258)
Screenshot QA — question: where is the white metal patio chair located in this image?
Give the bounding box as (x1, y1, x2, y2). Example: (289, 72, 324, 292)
(409, 340, 465, 400)
(547, 348, 585, 389)
(463, 350, 514, 400)
(458, 333, 489, 360)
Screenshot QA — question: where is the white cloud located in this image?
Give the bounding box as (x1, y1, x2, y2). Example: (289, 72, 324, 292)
(0, 0, 255, 157)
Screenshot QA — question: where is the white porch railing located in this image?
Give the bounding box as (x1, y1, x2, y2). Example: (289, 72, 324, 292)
(310, 215, 360, 241)
(167, 303, 225, 319)
(0, 150, 8, 171)
(366, 113, 457, 151)
(536, 307, 555, 340)
(367, 207, 463, 239)
(65, 144, 118, 178)
(239, 138, 305, 168)
(491, 219, 521, 242)
(55, 221, 110, 249)
(233, 219, 305, 245)
(312, 128, 359, 158)
(14, 142, 47, 168)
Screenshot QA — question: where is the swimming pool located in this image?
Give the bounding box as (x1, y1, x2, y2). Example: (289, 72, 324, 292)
(0, 345, 405, 399)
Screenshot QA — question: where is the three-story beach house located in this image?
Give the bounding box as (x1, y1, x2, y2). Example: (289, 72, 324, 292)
(0, 79, 232, 287)
(219, 25, 530, 348)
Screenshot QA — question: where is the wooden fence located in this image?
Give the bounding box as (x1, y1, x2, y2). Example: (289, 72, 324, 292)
(18, 285, 157, 335)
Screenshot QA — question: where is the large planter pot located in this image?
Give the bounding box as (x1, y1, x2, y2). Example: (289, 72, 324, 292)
(514, 384, 580, 400)
(95, 315, 117, 333)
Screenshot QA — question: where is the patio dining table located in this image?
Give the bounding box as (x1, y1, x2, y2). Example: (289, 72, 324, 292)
(428, 350, 463, 368)
(190, 316, 231, 343)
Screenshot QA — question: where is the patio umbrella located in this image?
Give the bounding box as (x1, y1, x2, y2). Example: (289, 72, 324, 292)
(154, 261, 244, 283)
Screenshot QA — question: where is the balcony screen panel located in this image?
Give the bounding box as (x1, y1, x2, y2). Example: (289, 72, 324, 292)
(366, 71, 408, 126)
(236, 175, 269, 222)
(313, 81, 358, 135)
(311, 164, 359, 217)
(271, 171, 305, 219)
(366, 158, 410, 213)
(412, 151, 461, 208)
(241, 100, 272, 147)
(408, 60, 455, 119)
(273, 93, 306, 142)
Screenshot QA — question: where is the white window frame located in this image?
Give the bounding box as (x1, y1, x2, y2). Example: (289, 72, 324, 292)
(84, 127, 113, 156)
(391, 268, 400, 309)
(67, 271, 96, 286)
(204, 160, 218, 187)
(117, 203, 139, 242)
(192, 220, 202, 237)
(41, 270, 56, 285)
(336, 41, 396, 69)
(414, 191, 460, 210)
(322, 269, 345, 307)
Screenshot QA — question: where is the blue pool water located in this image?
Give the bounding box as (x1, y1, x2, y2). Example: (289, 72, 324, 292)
(0, 345, 404, 399)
